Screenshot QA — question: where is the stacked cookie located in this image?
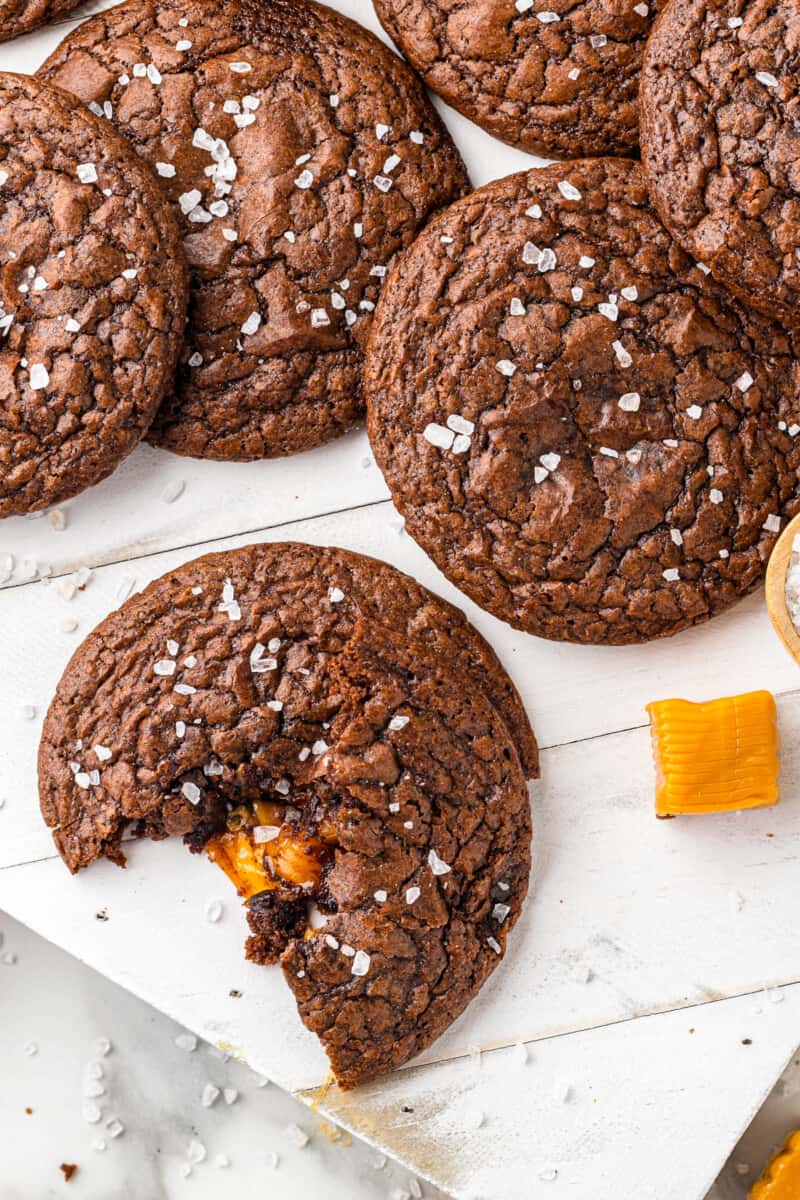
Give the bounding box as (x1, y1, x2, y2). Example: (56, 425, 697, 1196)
(28, 0, 534, 1095)
(366, 0, 800, 644)
(1, 0, 468, 514)
(39, 542, 537, 1087)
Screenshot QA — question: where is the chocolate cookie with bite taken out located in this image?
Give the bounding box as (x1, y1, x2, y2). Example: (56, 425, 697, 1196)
(39, 541, 535, 1088)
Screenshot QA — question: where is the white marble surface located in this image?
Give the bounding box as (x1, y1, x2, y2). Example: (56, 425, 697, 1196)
(0, 911, 442, 1199)
(2, 909, 797, 1199)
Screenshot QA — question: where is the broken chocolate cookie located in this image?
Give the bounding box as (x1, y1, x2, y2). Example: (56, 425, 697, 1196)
(39, 542, 535, 1087)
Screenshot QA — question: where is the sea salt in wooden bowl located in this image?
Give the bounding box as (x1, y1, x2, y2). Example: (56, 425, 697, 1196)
(766, 511, 800, 665)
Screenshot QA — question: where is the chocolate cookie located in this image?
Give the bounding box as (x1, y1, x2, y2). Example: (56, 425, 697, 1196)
(641, 0, 800, 328)
(39, 0, 468, 461)
(280, 631, 530, 1088)
(0, 73, 187, 518)
(0, 0, 80, 43)
(39, 541, 534, 1087)
(374, 0, 657, 159)
(366, 158, 800, 645)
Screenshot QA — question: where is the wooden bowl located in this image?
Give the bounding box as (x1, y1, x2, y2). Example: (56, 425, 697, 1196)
(765, 510, 800, 664)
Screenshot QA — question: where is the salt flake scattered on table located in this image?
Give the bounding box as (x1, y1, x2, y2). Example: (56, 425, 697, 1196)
(284, 1123, 309, 1149)
(188, 1138, 206, 1163)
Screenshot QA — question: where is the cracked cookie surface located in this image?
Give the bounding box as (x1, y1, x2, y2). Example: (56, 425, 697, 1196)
(374, 0, 658, 158)
(39, 0, 468, 461)
(38, 541, 533, 1087)
(281, 631, 530, 1088)
(641, 0, 800, 328)
(366, 158, 800, 644)
(0, 0, 81, 43)
(0, 72, 187, 517)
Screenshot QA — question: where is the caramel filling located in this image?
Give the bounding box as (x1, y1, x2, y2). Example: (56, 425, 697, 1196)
(206, 799, 330, 899)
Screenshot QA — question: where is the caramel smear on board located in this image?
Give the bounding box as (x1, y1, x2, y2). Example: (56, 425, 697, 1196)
(206, 800, 327, 898)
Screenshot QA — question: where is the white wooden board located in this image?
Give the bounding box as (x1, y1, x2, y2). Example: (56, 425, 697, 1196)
(3, 503, 800, 1198)
(2, 3, 800, 1197)
(313, 983, 800, 1200)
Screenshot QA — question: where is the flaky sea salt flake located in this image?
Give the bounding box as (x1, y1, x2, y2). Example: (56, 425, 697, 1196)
(558, 180, 581, 200)
(423, 422, 455, 450)
(428, 848, 451, 875)
(352, 950, 371, 976)
(182, 781, 201, 805)
(284, 1123, 309, 1149)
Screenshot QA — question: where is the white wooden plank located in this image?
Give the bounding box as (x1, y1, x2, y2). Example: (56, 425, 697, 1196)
(0, 433, 389, 584)
(311, 984, 800, 1200)
(3, 495, 800, 1092)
